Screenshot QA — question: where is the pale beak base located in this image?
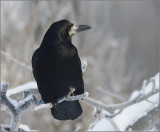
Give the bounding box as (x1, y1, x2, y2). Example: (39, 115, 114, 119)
(69, 25, 91, 36)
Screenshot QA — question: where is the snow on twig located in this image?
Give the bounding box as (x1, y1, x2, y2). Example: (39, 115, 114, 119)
(33, 88, 89, 111)
(0, 82, 89, 131)
(82, 88, 158, 112)
(81, 59, 88, 73)
(6, 82, 37, 97)
(89, 73, 159, 131)
(2, 73, 159, 123)
(0, 82, 42, 131)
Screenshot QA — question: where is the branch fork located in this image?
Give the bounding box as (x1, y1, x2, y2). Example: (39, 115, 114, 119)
(1, 82, 89, 131)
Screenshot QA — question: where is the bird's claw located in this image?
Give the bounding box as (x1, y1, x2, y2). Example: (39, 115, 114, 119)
(52, 101, 59, 109)
(67, 87, 75, 97)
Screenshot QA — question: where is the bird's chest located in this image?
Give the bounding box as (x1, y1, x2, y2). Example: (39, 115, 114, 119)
(39, 52, 78, 73)
(58, 42, 78, 58)
(35, 45, 80, 79)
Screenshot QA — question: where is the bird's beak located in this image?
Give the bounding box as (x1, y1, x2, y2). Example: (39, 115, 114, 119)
(76, 25, 91, 32)
(69, 25, 91, 36)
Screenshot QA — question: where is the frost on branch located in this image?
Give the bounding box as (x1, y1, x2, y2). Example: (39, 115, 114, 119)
(81, 59, 88, 73)
(88, 73, 159, 131)
(0, 82, 43, 131)
(33, 88, 89, 111)
(0, 82, 89, 131)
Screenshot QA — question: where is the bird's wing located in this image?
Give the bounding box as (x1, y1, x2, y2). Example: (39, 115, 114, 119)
(67, 54, 84, 95)
(32, 49, 39, 82)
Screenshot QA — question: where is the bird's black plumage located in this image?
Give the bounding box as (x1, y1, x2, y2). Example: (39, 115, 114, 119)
(32, 20, 91, 120)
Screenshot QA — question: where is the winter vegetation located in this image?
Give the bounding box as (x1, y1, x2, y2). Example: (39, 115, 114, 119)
(1, 1, 159, 131)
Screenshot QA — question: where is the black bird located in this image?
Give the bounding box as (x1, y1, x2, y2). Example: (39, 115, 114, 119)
(32, 20, 91, 120)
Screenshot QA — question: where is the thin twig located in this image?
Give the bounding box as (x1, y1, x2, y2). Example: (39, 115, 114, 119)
(81, 88, 159, 112)
(1, 50, 32, 71)
(34, 85, 159, 113)
(33, 90, 89, 111)
(97, 86, 125, 101)
(1, 50, 87, 73)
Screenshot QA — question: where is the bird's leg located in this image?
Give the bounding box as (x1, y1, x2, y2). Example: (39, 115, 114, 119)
(52, 101, 59, 109)
(66, 88, 75, 98)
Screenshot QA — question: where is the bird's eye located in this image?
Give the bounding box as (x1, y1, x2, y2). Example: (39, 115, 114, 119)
(67, 27, 70, 31)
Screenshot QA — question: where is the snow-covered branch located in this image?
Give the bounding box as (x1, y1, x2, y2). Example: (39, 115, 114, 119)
(126, 105, 159, 131)
(82, 85, 158, 113)
(0, 82, 42, 131)
(33, 88, 89, 111)
(0, 82, 89, 131)
(81, 73, 159, 117)
(8, 79, 158, 115)
(88, 73, 159, 131)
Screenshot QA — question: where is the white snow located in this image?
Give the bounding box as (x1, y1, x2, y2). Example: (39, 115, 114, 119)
(88, 73, 159, 131)
(7, 96, 18, 107)
(81, 59, 88, 73)
(16, 95, 34, 110)
(19, 124, 30, 131)
(88, 118, 117, 131)
(113, 73, 159, 131)
(19, 123, 38, 131)
(6, 82, 37, 97)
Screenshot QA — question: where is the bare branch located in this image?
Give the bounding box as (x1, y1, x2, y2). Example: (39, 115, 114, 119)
(96, 86, 125, 101)
(0, 50, 32, 72)
(1, 50, 88, 74)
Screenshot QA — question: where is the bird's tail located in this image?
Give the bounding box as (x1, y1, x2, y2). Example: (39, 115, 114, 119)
(51, 100, 83, 120)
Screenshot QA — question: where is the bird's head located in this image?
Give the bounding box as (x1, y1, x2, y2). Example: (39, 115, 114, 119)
(68, 22, 91, 37)
(42, 20, 91, 45)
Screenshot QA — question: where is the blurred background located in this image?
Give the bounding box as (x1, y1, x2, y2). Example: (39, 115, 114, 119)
(1, 0, 159, 131)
